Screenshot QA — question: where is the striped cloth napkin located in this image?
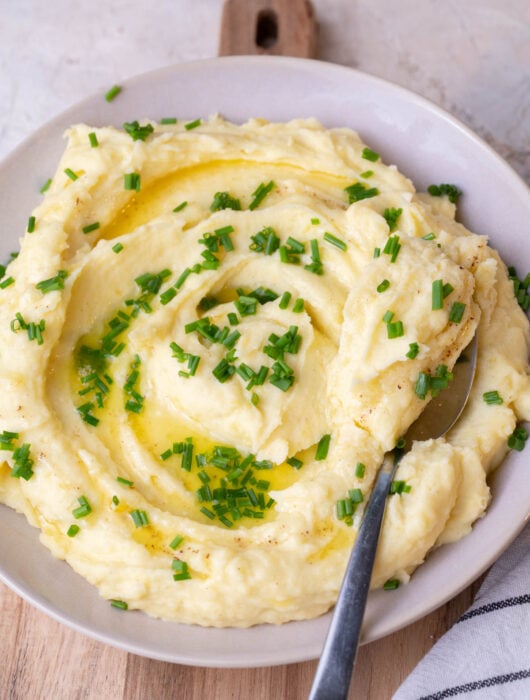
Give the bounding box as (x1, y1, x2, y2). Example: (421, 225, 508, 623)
(393, 522, 530, 699)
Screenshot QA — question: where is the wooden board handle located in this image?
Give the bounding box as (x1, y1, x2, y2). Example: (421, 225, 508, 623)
(219, 0, 317, 58)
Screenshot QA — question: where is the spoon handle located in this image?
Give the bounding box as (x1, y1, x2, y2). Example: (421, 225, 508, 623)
(309, 452, 400, 700)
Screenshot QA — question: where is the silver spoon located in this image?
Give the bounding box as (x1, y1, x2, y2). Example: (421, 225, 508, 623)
(309, 333, 478, 700)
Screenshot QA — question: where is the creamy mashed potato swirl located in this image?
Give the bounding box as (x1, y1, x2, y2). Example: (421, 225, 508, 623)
(0, 117, 528, 627)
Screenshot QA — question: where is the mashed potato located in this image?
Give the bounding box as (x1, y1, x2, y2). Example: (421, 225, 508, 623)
(0, 117, 528, 626)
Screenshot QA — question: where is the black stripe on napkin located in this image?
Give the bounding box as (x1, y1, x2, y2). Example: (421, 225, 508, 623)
(456, 593, 530, 623)
(418, 668, 530, 699)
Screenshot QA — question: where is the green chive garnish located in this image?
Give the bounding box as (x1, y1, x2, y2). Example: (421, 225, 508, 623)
(377, 279, 390, 293)
(117, 476, 134, 487)
(249, 180, 275, 210)
(432, 279, 444, 310)
(292, 298, 305, 313)
(67, 524, 80, 537)
(344, 182, 379, 203)
(406, 342, 420, 359)
(387, 320, 404, 339)
(315, 434, 331, 461)
(415, 372, 430, 400)
(383, 578, 400, 590)
(323, 232, 348, 251)
(110, 599, 128, 610)
(124, 172, 141, 191)
(287, 457, 303, 470)
(483, 390, 503, 405)
(173, 201, 188, 212)
(355, 462, 365, 479)
(27, 216, 36, 233)
(279, 291, 292, 309)
(422, 232, 436, 241)
(123, 121, 154, 141)
(383, 207, 402, 232)
(449, 301, 466, 324)
(160, 117, 177, 124)
(130, 509, 149, 527)
(184, 118, 201, 130)
(169, 535, 184, 549)
(40, 178, 52, 193)
(64, 168, 78, 181)
(105, 85, 121, 102)
(82, 222, 100, 234)
(112, 242, 124, 253)
(362, 147, 380, 162)
(427, 183, 462, 204)
(72, 495, 92, 519)
(88, 132, 99, 147)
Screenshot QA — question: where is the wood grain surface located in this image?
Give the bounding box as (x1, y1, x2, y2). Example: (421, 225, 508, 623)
(1, 576, 483, 700)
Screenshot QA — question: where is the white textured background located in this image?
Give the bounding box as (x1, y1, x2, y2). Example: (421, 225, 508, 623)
(1, 0, 529, 183)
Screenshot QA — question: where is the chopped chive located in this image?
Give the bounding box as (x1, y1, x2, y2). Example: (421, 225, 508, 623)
(287, 456, 303, 470)
(173, 201, 188, 212)
(362, 147, 380, 162)
(292, 298, 305, 313)
(415, 372, 430, 400)
(377, 279, 390, 293)
(359, 170, 374, 179)
(249, 180, 275, 210)
(227, 312, 239, 325)
(443, 283, 454, 299)
(169, 534, 184, 549)
(422, 232, 436, 241)
(82, 221, 100, 234)
(315, 434, 331, 461)
(105, 85, 121, 102)
(355, 462, 365, 479)
(88, 132, 99, 147)
(160, 117, 177, 124)
(210, 191, 241, 212)
(382, 310, 394, 324)
(483, 390, 503, 405)
(373, 247, 381, 258)
(383, 207, 402, 232)
(64, 168, 78, 181)
(279, 291, 292, 309)
(323, 232, 348, 251)
(184, 118, 201, 130)
(72, 495, 92, 519)
(432, 279, 444, 310)
(27, 216, 36, 233)
(123, 120, 154, 141)
(448, 301, 466, 324)
(124, 172, 141, 191)
(36, 270, 68, 294)
(311, 217, 320, 225)
(508, 426, 528, 451)
(406, 342, 420, 359)
(67, 524, 80, 537)
(40, 178, 52, 193)
(345, 182, 379, 203)
(112, 242, 124, 253)
(117, 476, 134, 487)
(383, 578, 400, 590)
(130, 509, 149, 527)
(427, 183, 462, 204)
(172, 560, 191, 580)
(110, 599, 128, 610)
(387, 320, 404, 339)
(112, 495, 120, 506)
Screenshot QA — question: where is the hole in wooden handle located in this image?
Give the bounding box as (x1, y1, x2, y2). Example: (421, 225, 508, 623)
(255, 9, 279, 50)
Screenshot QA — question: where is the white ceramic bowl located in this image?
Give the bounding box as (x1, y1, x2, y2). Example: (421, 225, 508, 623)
(0, 56, 529, 668)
